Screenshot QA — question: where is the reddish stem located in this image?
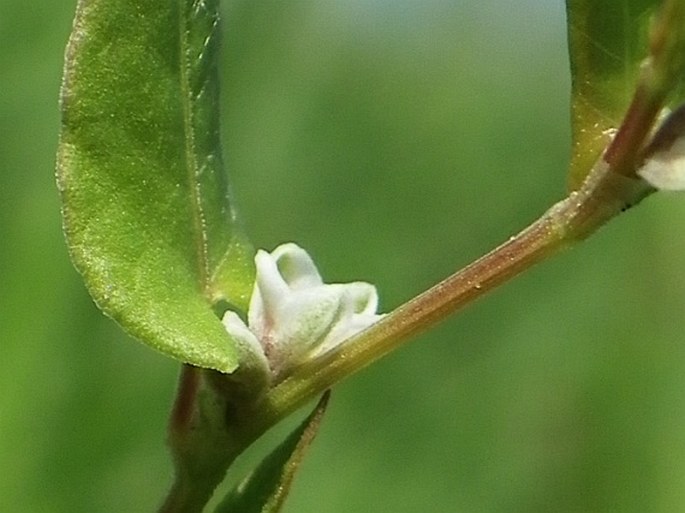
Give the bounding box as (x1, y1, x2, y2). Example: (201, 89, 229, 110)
(169, 364, 200, 437)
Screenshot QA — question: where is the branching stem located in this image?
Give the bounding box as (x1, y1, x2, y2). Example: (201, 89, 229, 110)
(260, 0, 685, 424)
(159, 2, 685, 511)
(264, 162, 652, 421)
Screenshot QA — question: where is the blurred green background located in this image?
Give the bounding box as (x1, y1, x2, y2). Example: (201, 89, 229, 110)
(4, 1, 685, 511)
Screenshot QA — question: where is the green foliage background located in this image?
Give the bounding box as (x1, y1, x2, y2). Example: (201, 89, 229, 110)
(3, 0, 685, 511)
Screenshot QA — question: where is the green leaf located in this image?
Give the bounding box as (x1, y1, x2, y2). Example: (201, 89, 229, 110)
(565, 0, 658, 188)
(215, 391, 331, 513)
(56, 0, 254, 372)
(642, 1, 685, 102)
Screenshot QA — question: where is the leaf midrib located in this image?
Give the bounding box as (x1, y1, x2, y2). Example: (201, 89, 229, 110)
(178, 0, 211, 294)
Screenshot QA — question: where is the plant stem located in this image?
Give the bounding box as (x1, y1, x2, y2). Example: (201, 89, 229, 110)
(169, 365, 201, 436)
(264, 160, 652, 421)
(160, 365, 215, 513)
(261, 0, 685, 421)
(160, 366, 243, 513)
(159, 478, 217, 513)
(605, 0, 685, 176)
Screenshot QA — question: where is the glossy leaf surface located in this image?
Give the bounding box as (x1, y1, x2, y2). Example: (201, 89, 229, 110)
(57, 0, 254, 372)
(215, 392, 331, 513)
(565, 0, 658, 187)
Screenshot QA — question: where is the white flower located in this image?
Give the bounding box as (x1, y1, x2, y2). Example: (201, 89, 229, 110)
(221, 243, 384, 381)
(638, 135, 685, 190)
(638, 105, 685, 190)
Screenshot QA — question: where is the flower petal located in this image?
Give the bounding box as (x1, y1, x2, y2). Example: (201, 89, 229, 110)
(248, 249, 290, 340)
(639, 106, 685, 190)
(221, 242, 384, 380)
(271, 243, 323, 290)
(342, 282, 380, 315)
(221, 310, 270, 376)
(303, 283, 383, 357)
(268, 285, 345, 374)
(638, 137, 685, 190)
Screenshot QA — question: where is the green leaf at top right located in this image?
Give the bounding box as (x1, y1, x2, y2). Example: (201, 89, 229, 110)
(565, 0, 658, 188)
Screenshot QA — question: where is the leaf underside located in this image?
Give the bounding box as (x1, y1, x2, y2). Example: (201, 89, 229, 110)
(57, 0, 254, 372)
(565, 0, 658, 188)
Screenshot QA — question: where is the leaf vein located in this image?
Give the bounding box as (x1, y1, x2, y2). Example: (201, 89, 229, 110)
(178, 0, 211, 292)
